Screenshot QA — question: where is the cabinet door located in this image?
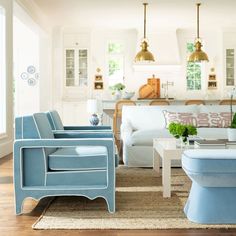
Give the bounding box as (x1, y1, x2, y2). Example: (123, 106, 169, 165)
(65, 49, 75, 86)
(78, 49, 88, 86)
(65, 48, 88, 88)
(226, 49, 235, 86)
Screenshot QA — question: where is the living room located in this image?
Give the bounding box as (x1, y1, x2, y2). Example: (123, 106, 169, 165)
(1, 0, 236, 235)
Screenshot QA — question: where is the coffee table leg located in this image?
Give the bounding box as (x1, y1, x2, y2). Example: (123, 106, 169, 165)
(153, 148, 160, 175)
(163, 158, 171, 198)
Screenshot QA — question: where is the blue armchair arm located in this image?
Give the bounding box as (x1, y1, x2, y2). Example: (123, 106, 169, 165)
(64, 125, 111, 130)
(14, 138, 114, 151)
(53, 131, 113, 139)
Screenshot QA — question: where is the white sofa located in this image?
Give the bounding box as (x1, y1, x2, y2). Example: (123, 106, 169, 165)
(121, 105, 230, 167)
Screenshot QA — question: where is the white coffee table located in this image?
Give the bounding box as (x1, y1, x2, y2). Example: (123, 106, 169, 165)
(153, 138, 186, 198)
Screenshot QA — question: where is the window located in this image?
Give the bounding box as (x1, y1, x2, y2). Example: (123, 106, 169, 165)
(107, 42, 124, 85)
(186, 42, 202, 90)
(0, 7, 6, 135)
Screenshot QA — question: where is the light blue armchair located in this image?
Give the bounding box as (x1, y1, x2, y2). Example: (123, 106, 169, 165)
(45, 110, 119, 167)
(14, 113, 115, 215)
(46, 110, 111, 131)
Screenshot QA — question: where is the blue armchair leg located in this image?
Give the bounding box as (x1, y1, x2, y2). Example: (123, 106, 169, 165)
(106, 195, 115, 213)
(15, 195, 24, 215)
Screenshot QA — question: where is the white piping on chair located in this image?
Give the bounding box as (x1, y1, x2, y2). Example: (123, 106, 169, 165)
(18, 145, 110, 190)
(49, 111, 56, 130)
(32, 115, 47, 186)
(21, 117, 23, 139)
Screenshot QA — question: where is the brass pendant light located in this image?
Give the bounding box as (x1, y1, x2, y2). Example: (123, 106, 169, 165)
(188, 3, 209, 62)
(135, 3, 155, 62)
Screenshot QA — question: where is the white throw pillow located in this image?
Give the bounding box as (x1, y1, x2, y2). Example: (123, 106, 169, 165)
(196, 112, 231, 128)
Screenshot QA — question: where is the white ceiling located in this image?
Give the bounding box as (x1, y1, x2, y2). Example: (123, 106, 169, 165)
(32, 0, 236, 31)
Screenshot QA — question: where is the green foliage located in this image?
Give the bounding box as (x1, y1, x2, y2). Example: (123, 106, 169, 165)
(168, 122, 197, 142)
(108, 43, 122, 54)
(108, 59, 121, 76)
(186, 42, 202, 91)
(186, 62, 202, 90)
(186, 42, 195, 53)
(109, 83, 125, 93)
(231, 113, 236, 128)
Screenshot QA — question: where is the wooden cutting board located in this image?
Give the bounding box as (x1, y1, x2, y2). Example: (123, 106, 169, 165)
(139, 84, 156, 99)
(148, 78, 160, 98)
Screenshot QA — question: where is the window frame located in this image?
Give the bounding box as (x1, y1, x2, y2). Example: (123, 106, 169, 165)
(0, 6, 6, 138)
(106, 40, 125, 86)
(186, 42, 204, 91)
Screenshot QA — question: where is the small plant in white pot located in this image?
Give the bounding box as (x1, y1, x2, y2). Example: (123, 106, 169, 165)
(228, 87, 236, 141)
(168, 122, 197, 148)
(228, 114, 236, 141)
(109, 83, 125, 100)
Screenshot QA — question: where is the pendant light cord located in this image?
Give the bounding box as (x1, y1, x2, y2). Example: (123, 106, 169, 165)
(143, 3, 148, 39)
(197, 3, 201, 39)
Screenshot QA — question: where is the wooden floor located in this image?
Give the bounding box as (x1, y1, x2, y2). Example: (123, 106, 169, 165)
(1, 155, 236, 236)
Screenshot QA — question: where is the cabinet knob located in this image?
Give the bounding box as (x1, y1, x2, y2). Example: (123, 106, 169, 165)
(75, 42, 79, 46)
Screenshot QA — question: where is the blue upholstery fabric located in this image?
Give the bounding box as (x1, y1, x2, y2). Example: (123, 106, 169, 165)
(14, 113, 116, 215)
(64, 126, 112, 130)
(49, 146, 107, 170)
(15, 116, 40, 139)
(182, 149, 236, 223)
(33, 113, 57, 157)
(47, 110, 64, 130)
(54, 131, 113, 139)
(183, 150, 236, 187)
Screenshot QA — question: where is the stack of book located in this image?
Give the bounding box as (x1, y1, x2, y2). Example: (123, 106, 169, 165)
(194, 140, 226, 149)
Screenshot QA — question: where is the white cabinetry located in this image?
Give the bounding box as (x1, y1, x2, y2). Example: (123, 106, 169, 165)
(226, 48, 235, 86)
(65, 48, 88, 87)
(223, 32, 236, 87)
(63, 33, 90, 100)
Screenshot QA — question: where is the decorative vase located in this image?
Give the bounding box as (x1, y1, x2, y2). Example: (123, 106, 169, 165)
(89, 114, 99, 126)
(227, 128, 236, 141)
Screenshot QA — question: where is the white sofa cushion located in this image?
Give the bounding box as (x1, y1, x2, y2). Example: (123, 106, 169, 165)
(122, 105, 199, 131)
(130, 128, 228, 146)
(131, 129, 172, 146)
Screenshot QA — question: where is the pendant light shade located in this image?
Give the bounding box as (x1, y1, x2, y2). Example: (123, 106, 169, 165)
(135, 3, 155, 62)
(188, 3, 209, 62)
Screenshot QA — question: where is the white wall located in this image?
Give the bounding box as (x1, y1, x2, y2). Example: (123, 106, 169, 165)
(14, 16, 40, 116)
(14, 1, 52, 115)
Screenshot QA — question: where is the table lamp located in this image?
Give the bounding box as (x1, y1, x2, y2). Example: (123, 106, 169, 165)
(87, 99, 99, 126)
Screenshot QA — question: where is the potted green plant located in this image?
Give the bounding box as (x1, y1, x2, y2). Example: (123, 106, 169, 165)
(228, 87, 236, 141)
(168, 122, 197, 147)
(109, 83, 125, 100)
(228, 113, 236, 141)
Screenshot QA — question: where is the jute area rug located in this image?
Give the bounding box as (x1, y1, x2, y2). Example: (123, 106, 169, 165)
(33, 166, 236, 229)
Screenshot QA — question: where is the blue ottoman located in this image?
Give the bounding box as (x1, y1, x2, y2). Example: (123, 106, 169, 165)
(182, 149, 236, 224)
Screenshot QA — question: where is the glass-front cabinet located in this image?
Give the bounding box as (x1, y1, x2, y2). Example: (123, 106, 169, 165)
(78, 49, 88, 86)
(226, 49, 235, 86)
(65, 48, 88, 87)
